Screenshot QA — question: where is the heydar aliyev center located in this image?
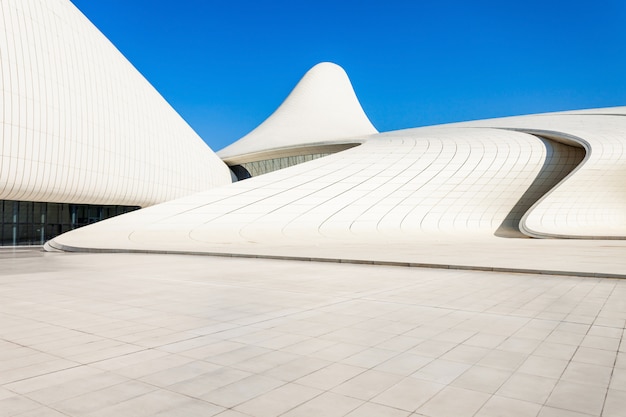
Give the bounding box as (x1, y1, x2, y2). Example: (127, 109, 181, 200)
(2, 0, 626, 277)
(4, 2, 626, 417)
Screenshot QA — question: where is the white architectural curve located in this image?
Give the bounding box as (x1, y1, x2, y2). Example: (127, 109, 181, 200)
(218, 62, 378, 164)
(1, 2, 624, 276)
(40, 53, 626, 273)
(47, 123, 586, 253)
(455, 109, 626, 238)
(0, 0, 231, 208)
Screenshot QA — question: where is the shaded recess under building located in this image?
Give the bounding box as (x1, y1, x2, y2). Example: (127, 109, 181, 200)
(226, 143, 361, 180)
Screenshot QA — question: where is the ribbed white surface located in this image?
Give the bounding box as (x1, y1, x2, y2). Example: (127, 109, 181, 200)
(459, 108, 626, 238)
(218, 62, 378, 161)
(191, 129, 580, 242)
(0, 0, 231, 207)
(48, 125, 584, 252)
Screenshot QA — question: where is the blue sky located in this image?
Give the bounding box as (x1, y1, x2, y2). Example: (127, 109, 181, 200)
(70, 0, 626, 151)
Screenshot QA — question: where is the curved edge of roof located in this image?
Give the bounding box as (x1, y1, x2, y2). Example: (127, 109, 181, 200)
(217, 62, 378, 161)
(221, 141, 365, 165)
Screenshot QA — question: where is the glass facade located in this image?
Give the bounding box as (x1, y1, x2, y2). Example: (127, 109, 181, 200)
(227, 144, 361, 180)
(0, 200, 139, 246)
(230, 153, 332, 180)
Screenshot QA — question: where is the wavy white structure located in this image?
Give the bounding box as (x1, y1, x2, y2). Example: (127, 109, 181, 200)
(218, 62, 378, 164)
(0, 0, 231, 207)
(0, 0, 615, 267)
(48, 125, 583, 248)
(45, 58, 626, 274)
(46, 55, 626, 248)
(459, 109, 626, 238)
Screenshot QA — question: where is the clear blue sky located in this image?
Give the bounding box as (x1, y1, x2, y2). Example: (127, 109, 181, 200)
(70, 0, 626, 151)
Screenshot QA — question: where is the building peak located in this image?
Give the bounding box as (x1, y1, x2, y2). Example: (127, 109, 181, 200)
(218, 62, 377, 160)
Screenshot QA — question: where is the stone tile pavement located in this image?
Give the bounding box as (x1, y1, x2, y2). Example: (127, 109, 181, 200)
(1, 249, 625, 416)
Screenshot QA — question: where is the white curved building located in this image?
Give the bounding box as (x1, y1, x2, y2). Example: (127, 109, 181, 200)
(219, 62, 378, 179)
(0, 0, 231, 207)
(46, 60, 626, 263)
(219, 62, 377, 159)
(0, 0, 231, 244)
(459, 111, 626, 239)
(5, 5, 626, 417)
(3, 1, 626, 275)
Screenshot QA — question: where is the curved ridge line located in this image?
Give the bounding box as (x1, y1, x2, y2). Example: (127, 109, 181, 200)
(496, 128, 601, 239)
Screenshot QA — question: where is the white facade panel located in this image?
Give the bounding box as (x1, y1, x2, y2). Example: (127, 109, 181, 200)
(0, 0, 231, 207)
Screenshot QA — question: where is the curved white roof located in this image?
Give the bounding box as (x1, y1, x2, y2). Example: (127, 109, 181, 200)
(48, 105, 626, 258)
(454, 108, 626, 238)
(51, 125, 576, 242)
(0, 0, 231, 207)
(218, 62, 378, 162)
(0, 2, 621, 258)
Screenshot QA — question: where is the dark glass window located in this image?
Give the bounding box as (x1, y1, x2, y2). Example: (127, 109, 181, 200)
(0, 200, 140, 246)
(231, 153, 334, 180)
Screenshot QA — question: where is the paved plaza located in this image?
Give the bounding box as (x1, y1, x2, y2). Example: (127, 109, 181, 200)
(1, 248, 625, 416)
